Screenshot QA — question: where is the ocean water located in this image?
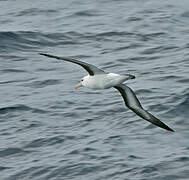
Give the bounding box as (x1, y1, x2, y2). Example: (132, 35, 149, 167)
(0, 0, 189, 179)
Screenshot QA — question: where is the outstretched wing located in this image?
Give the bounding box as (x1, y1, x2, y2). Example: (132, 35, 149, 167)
(114, 84, 174, 132)
(39, 53, 106, 76)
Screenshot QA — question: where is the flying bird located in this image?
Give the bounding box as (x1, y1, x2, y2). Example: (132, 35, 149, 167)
(40, 53, 174, 132)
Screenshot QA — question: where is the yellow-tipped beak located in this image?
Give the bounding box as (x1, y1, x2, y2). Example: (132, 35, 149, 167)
(75, 82, 82, 89)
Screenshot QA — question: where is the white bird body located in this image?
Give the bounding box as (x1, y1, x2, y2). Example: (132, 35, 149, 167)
(82, 73, 132, 90)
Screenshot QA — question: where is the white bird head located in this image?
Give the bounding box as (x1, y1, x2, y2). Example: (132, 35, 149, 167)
(75, 75, 89, 89)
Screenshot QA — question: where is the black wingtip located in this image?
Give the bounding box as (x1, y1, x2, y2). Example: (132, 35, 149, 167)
(159, 120, 174, 132)
(130, 75, 135, 79)
(39, 53, 49, 57)
(150, 121, 174, 132)
(39, 53, 59, 60)
(156, 120, 175, 132)
(158, 121, 174, 132)
(166, 126, 175, 132)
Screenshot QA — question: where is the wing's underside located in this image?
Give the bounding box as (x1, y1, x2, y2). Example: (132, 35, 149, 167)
(114, 84, 174, 132)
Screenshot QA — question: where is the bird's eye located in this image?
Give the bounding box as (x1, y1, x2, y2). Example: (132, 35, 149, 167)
(81, 79, 83, 81)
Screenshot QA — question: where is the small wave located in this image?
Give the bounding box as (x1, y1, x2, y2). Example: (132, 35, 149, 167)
(0, 31, 79, 53)
(127, 16, 142, 22)
(0, 147, 30, 157)
(72, 10, 102, 17)
(15, 8, 57, 17)
(181, 11, 189, 18)
(7, 165, 54, 180)
(164, 92, 189, 119)
(141, 45, 179, 55)
(0, 166, 11, 171)
(95, 31, 133, 38)
(177, 78, 189, 84)
(175, 156, 189, 162)
(135, 88, 153, 95)
(140, 165, 158, 174)
(0, 104, 47, 114)
(24, 136, 71, 148)
(0, 77, 35, 85)
(158, 75, 182, 81)
(1, 68, 27, 73)
(24, 79, 62, 88)
(0, 54, 26, 61)
(114, 43, 142, 52)
(45, 163, 102, 179)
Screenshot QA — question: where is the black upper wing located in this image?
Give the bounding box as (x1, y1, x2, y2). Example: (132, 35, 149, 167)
(39, 53, 106, 76)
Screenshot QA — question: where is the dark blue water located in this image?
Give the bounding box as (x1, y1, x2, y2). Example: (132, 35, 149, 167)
(1, 0, 189, 179)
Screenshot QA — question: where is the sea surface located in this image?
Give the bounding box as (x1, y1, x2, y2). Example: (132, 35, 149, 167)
(0, 0, 189, 179)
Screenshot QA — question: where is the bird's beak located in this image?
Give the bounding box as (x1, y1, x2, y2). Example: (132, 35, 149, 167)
(75, 82, 82, 89)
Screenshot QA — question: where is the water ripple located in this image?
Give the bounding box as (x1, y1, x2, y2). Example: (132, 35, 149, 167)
(0, 105, 47, 114)
(0, 148, 31, 157)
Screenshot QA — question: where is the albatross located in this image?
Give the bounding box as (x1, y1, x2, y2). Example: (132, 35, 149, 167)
(40, 53, 174, 132)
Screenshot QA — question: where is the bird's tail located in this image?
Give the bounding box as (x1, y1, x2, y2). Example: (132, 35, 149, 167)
(122, 74, 135, 80)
